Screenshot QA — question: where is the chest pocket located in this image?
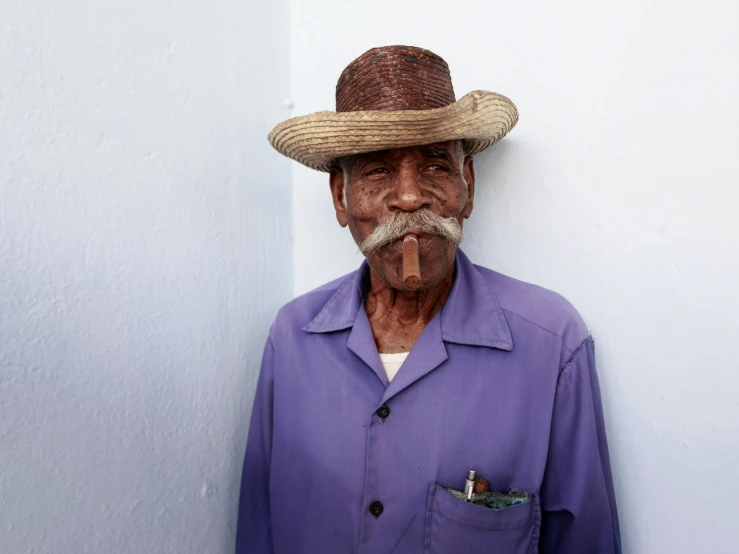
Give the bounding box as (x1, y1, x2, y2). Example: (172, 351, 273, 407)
(425, 484, 540, 554)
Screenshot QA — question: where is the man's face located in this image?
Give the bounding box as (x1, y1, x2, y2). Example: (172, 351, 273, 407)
(329, 141, 475, 290)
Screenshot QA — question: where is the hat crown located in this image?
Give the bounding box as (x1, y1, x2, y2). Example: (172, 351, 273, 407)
(336, 45, 456, 113)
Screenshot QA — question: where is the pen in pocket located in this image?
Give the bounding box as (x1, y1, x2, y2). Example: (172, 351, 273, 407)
(464, 470, 476, 502)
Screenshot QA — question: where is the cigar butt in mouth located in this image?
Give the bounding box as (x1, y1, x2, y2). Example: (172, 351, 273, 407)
(402, 234, 422, 290)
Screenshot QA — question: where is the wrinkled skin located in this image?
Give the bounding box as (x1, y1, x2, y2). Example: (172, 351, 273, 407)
(329, 141, 475, 353)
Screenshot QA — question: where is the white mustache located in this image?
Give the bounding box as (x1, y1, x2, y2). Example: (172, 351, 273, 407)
(358, 209, 463, 256)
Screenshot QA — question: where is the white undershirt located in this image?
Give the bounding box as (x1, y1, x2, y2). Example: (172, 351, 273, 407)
(378, 352, 410, 383)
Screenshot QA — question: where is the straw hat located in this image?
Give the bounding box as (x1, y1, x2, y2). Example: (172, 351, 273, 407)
(268, 45, 519, 172)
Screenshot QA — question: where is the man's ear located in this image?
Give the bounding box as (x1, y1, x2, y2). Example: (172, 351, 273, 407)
(462, 155, 475, 219)
(329, 167, 349, 227)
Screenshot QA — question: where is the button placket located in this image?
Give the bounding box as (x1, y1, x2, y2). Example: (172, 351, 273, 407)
(359, 401, 392, 551)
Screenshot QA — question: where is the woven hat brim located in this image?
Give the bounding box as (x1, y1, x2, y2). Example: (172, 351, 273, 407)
(268, 90, 518, 172)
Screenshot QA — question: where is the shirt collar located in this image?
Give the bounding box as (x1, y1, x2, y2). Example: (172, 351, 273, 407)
(303, 248, 513, 351)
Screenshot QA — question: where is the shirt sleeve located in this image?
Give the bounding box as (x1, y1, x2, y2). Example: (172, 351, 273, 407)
(235, 336, 275, 554)
(540, 337, 621, 554)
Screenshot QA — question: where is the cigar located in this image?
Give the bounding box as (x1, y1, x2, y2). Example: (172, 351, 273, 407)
(402, 234, 421, 290)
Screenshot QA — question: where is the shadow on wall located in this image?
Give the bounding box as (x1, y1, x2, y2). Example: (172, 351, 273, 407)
(462, 139, 521, 264)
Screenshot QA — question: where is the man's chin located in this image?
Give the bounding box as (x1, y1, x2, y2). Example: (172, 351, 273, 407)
(364, 241, 457, 289)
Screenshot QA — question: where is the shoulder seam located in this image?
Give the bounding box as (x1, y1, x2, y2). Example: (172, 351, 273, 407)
(558, 335, 593, 378)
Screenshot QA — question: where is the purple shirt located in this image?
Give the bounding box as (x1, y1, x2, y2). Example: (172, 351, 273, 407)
(237, 250, 621, 554)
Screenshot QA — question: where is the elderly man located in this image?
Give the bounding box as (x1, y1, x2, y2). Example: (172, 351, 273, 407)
(236, 45, 621, 554)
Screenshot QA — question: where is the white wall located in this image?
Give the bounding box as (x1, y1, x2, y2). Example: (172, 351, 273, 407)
(290, 1, 739, 552)
(0, 1, 291, 553)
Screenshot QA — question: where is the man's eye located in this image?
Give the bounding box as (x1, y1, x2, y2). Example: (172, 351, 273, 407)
(367, 167, 389, 176)
(427, 164, 449, 172)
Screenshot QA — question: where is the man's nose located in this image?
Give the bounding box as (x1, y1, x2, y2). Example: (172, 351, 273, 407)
(387, 166, 429, 212)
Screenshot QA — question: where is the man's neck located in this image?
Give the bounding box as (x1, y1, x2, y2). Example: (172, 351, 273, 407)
(364, 267, 454, 354)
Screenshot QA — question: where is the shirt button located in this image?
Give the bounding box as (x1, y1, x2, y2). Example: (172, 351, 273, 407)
(376, 404, 390, 420)
(369, 501, 384, 518)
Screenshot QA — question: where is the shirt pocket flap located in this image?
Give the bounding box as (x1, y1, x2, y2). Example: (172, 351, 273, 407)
(428, 484, 534, 531)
